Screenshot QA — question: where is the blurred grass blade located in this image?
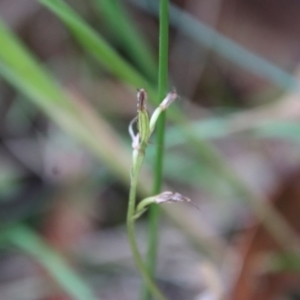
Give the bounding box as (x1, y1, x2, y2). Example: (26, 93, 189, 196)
(142, 0, 169, 299)
(94, 0, 157, 82)
(39, 0, 152, 91)
(36, 0, 192, 119)
(256, 121, 300, 142)
(130, 0, 299, 91)
(165, 119, 300, 148)
(0, 24, 75, 114)
(2, 224, 97, 300)
(0, 18, 132, 184)
(165, 117, 227, 147)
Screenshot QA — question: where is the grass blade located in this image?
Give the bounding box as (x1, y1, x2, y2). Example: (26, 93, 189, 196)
(141, 0, 169, 299)
(0, 18, 133, 184)
(39, 0, 152, 92)
(93, 0, 157, 82)
(1, 224, 97, 300)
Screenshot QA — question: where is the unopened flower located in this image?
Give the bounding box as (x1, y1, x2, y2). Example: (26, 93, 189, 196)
(137, 89, 148, 112)
(154, 191, 191, 204)
(160, 89, 177, 110)
(134, 191, 199, 219)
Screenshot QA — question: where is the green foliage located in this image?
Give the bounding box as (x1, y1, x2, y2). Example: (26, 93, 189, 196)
(0, 0, 300, 298)
(93, 0, 157, 82)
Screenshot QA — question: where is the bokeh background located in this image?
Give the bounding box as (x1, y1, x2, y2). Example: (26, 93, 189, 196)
(0, 0, 300, 299)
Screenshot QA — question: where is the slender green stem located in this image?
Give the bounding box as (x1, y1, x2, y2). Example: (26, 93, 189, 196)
(135, 196, 156, 217)
(142, 1, 170, 299)
(126, 150, 167, 300)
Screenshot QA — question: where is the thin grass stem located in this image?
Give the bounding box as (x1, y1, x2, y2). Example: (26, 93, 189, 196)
(126, 150, 167, 300)
(141, 1, 169, 299)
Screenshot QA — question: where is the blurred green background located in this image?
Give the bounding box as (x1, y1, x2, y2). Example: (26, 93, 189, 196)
(1, 0, 300, 299)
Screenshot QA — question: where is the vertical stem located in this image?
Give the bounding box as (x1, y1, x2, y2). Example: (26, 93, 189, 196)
(127, 151, 167, 300)
(141, 1, 169, 299)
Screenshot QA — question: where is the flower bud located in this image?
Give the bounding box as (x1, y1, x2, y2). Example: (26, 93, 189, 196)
(137, 89, 148, 112)
(160, 89, 177, 110)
